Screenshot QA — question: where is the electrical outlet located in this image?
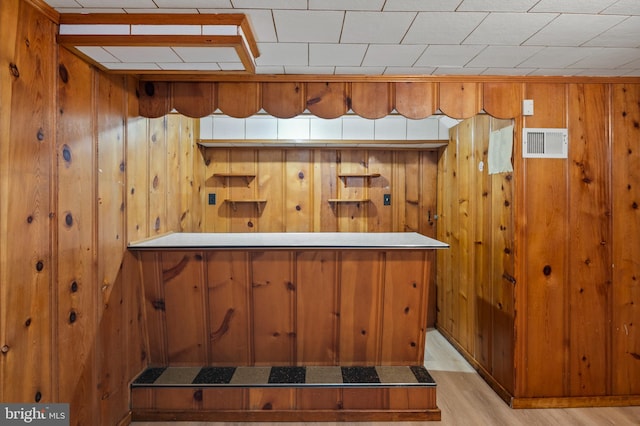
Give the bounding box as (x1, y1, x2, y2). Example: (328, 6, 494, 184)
(208, 193, 216, 205)
(383, 194, 391, 206)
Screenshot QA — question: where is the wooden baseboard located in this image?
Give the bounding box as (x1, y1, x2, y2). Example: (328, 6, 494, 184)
(132, 409, 441, 422)
(512, 395, 640, 409)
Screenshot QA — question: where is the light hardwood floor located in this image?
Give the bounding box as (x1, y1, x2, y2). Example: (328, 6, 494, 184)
(131, 329, 640, 426)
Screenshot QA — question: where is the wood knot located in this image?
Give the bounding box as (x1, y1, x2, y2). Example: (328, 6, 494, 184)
(58, 63, 69, 83)
(144, 81, 155, 97)
(9, 63, 19, 78)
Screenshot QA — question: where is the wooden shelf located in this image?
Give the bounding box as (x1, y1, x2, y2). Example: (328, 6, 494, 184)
(224, 199, 267, 214)
(213, 173, 255, 187)
(338, 173, 381, 187)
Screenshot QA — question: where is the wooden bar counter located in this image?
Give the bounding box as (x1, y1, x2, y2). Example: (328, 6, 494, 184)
(128, 232, 447, 421)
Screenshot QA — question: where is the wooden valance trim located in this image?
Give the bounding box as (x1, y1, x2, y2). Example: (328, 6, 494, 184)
(138, 80, 526, 120)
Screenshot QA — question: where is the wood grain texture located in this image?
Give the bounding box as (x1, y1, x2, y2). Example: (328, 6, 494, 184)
(611, 84, 640, 395)
(305, 82, 349, 119)
(172, 82, 216, 118)
(261, 82, 306, 118)
(350, 82, 393, 119)
(483, 82, 523, 119)
(394, 82, 438, 119)
(439, 82, 483, 119)
(217, 82, 261, 118)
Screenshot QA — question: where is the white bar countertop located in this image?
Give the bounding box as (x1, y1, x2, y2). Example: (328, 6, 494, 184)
(128, 232, 449, 251)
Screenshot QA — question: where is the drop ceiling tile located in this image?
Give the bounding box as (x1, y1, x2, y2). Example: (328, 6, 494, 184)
(153, 0, 231, 7)
(55, 8, 125, 13)
(567, 47, 640, 68)
(383, 66, 435, 75)
(45, 0, 80, 7)
(173, 46, 240, 62)
(524, 14, 626, 46)
(482, 67, 536, 75)
(273, 10, 344, 43)
(131, 25, 201, 35)
(76, 0, 156, 7)
(255, 43, 308, 66)
(101, 62, 161, 70)
(518, 46, 602, 68)
(415, 45, 486, 68)
(432, 67, 488, 75)
(59, 24, 130, 35)
(125, 9, 200, 13)
(383, 0, 462, 11)
(105, 46, 183, 63)
(76, 46, 120, 62)
(362, 44, 426, 66)
(309, 0, 384, 11)
(341, 12, 416, 43)
(530, 0, 617, 13)
(464, 12, 557, 45)
(458, 0, 538, 12)
(573, 68, 633, 76)
(620, 57, 640, 69)
(256, 66, 285, 73)
(309, 44, 367, 66)
(602, 0, 640, 15)
(403, 12, 487, 44)
(466, 45, 542, 67)
(584, 17, 640, 47)
(284, 66, 336, 74)
(218, 62, 245, 70)
(157, 62, 222, 70)
(527, 68, 585, 76)
(230, 0, 307, 9)
(335, 66, 386, 74)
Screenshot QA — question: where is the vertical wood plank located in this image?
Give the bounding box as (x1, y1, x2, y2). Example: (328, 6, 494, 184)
(611, 83, 640, 395)
(165, 114, 182, 231)
(207, 251, 251, 366)
(161, 252, 207, 364)
(567, 83, 611, 396)
(252, 251, 295, 365)
(339, 251, 383, 365)
(381, 251, 429, 364)
(436, 141, 454, 337)
(56, 47, 98, 422)
(318, 150, 338, 231)
(336, 150, 368, 232)
(139, 252, 168, 365)
(148, 116, 168, 236)
(204, 148, 230, 232)
(178, 115, 198, 232)
(519, 83, 568, 397)
(296, 251, 338, 364)
(285, 150, 313, 231)
(0, 0, 55, 403)
(229, 149, 258, 232)
(368, 150, 393, 232)
(257, 149, 285, 232)
(421, 150, 439, 327)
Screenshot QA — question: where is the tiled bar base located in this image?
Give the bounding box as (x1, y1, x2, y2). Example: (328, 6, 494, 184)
(131, 365, 440, 421)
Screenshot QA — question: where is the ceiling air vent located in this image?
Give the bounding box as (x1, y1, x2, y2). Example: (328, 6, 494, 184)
(522, 128, 568, 158)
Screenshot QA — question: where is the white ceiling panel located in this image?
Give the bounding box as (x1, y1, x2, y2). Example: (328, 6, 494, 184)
(309, 0, 384, 11)
(362, 44, 426, 67)
(76, 46, 119, 62)
(518, 47, 603, 68)
(46, 0, 640, 76)
(415, 45, 486, 68)
(530, 0, 618, 14)
(105, 46, 183, 63)
(255, 43, 308, 66)
(383, 0, 463, 12)
(341, 12, 416, 43)
(273, 10, 344, 42)
(173, 46, 240, 62)
(567, 48, 640, 69)
(458, 0, 538, 12)
(463, 13, 557, 45)
(76, 0, 156, 7)
(584, 17, 640, 48)
(403, 12, 487, 44)
(309, 44, 367, 66)
(158, 62, 222, 70)
(102, 62, 160, 70)
(524, 14, 627, 47)
(466, 46, 542, 67)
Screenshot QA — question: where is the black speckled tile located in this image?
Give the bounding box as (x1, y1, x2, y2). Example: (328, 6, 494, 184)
(268, 366, 306, 384)
(193, 367, 236, 384)
(410, 365, 436, 384)
(341, 367, 380, 384)
(133, 367, 166, 384)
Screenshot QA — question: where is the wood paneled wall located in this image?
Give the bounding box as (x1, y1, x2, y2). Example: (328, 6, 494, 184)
(138, 249, 431, 367)
(1, 2, 197, 425)
(202, 148, 438, 235)
(437, 116, 516, 396)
